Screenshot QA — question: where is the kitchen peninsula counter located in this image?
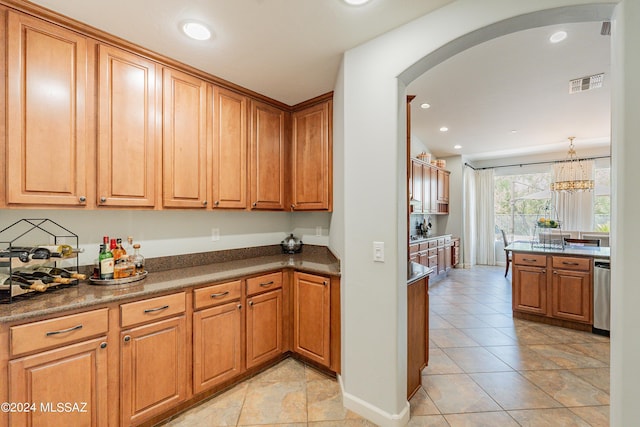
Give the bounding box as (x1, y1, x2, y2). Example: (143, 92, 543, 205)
(0, 248, 340, 323)
(506, 241, 608, 331)
(506, 241, 610, 259)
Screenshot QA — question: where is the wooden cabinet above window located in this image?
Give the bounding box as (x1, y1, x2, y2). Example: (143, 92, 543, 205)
(410, 158, 449, 215)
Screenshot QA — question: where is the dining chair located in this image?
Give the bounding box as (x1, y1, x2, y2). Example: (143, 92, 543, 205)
(501, 229, 512, 277)
(564, 237, 601, 247)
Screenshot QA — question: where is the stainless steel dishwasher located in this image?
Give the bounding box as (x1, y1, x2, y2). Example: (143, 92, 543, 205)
(593, 259, 611, 336)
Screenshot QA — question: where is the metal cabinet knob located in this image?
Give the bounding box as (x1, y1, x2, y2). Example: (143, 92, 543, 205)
(290, 204, 296, 210)
(214, 201, 220, 207)
(202, 200, 208, 206)
(123, 335, 131, 342)
(100, 197, 107, 203)
(252, 202, 257, 207)
(79, 196, 86, 203)
(100, 342, 107, 349)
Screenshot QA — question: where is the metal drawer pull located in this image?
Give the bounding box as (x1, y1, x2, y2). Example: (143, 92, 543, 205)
(211, 291, 230, 298)
(259, 281, 274, 287)
(144, 304, 169, 313)
(562, 261, 580, 266)
(100, 342, 107, 349)
(46, 324, 83, 336)
(323, 281, 328, 286)
(522, 258, 538, 262)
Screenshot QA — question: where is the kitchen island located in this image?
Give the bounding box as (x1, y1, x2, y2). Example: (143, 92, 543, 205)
(506, 242, 609, 331)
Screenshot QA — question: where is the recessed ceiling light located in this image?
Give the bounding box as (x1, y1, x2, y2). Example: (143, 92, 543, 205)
(511, 130, 518, 134)
(343, 0, 371, 5)
(420, 103, 431, 109)
(454, 145, 462, 150)
(549, 30, 567, 43)
(182, 21, 211, 41)
(439, 127, 448, 132)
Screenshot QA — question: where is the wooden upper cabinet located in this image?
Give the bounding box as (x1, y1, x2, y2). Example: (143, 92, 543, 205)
(6, 12, 89, 206)
(97, 44, 158, 207)
(212, 87, 248, 209)
(291, 100, 332, 211)
(250, 100, 287, 210)
(411, 160, 423, 213)
(162, 68, 208, 208)
(437, 169, 450, 203)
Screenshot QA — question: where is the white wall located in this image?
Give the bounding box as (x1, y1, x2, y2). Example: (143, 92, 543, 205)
(335, 1, 619, 426)
(610, 1, 640, 425)
(1, 209, 330, 266)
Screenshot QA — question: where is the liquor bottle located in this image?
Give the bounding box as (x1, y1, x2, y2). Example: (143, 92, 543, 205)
(130, 244, 145, 275)
(99, 243, 114, 280)
(31, 266, 87, 280)
(0, 273, 47, 292)
(124, 236, 134, 256)
(112, 238, 126, 262)
(12, 271, 74, 285)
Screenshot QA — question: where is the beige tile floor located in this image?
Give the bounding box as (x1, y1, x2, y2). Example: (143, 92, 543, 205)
(159, 266, 610, 426)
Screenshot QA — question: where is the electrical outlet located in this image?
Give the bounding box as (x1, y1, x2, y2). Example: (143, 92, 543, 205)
(211, 228, 220, 241)
(315, 226, 322, 236)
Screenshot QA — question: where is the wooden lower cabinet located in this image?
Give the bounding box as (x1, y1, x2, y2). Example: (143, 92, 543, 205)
(512, 253, 593, 326)
(193, 301, 243, 394)
(293, 272, 331, 367)
(246, 289, 283, 369)
(8, 337, 108, 427)
(512, 265, 548, 315)
(407, 276, 428, 399)
(551, 269, 592, 323)
(121, 315, 187, 426)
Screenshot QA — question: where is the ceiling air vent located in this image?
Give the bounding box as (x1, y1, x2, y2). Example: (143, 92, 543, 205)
(569, 73, 604, 94)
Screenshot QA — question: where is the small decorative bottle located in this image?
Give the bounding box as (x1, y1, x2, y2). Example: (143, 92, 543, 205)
(130, 244, 145, 275)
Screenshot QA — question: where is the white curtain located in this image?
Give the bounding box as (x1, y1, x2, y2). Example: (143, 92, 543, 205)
(462, 166, 476, 268)
(553, 159, 595, 231)
(475, 169, 496, 265)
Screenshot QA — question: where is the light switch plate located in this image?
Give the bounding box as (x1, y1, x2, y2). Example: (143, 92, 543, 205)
(211, 228, 220, 241)
(373, 241, 384, 262)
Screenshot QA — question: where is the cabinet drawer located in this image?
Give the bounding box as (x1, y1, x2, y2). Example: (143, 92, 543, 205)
(428, 248, 437, 257)
(194, 280, 242, 310)
(10, 308, 108, 357)
(514, 253, 547, 267)
(444, 236, 451, 243)
(428, 256, 437, 268)
(418, 242, 429, 251)
(428, 240, 437, 249)
(437, 238, 445, 247)
(247, 271, 283, 296)
(552, 256, 591, 272)
(121, 292, 186, 328)
(409, 244, 419, 254)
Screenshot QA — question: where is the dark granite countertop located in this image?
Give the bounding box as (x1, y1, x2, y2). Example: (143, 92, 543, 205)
(408, 261, 433, 284)
(0, 249, 340, 324)
(506, 241, 610, 259)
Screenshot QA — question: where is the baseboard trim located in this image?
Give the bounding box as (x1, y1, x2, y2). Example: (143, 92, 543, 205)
(338, 375, 410, 427)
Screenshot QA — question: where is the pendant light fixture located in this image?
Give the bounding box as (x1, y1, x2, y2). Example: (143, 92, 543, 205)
(550, 137, 595, 192)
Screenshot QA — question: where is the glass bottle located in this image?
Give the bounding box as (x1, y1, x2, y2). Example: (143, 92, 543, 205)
(131, 244, 145, 275)
(98, 243, 114, 280)
(112, 238, 126, 262)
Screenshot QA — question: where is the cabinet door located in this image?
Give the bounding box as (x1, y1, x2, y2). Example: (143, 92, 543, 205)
(422, 164, 431, 214)
(291, 100, 332, 211)
(121, 316, 187, 426)
(97, 45, 157, 207)
(6, 12, 88, 206)
(162, 68, 208, 208)
(429, 167, 438, 213)
(250, 100, 286, 210)
(551, 269, 592, 323)
(293, 272, 331, 367)
(193, 302, 243, 394)
(445, 244, 452, 271)
(437, 247, 445, 274)
(411, 161, 423, 213)
(407, 277, 427, 399)
(512, 265, 548, 315)
(437, 170, 450, 203)
(212, 87, 248, 209)
(9, 337, 108, 427)
(246, 289, 283, 368)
